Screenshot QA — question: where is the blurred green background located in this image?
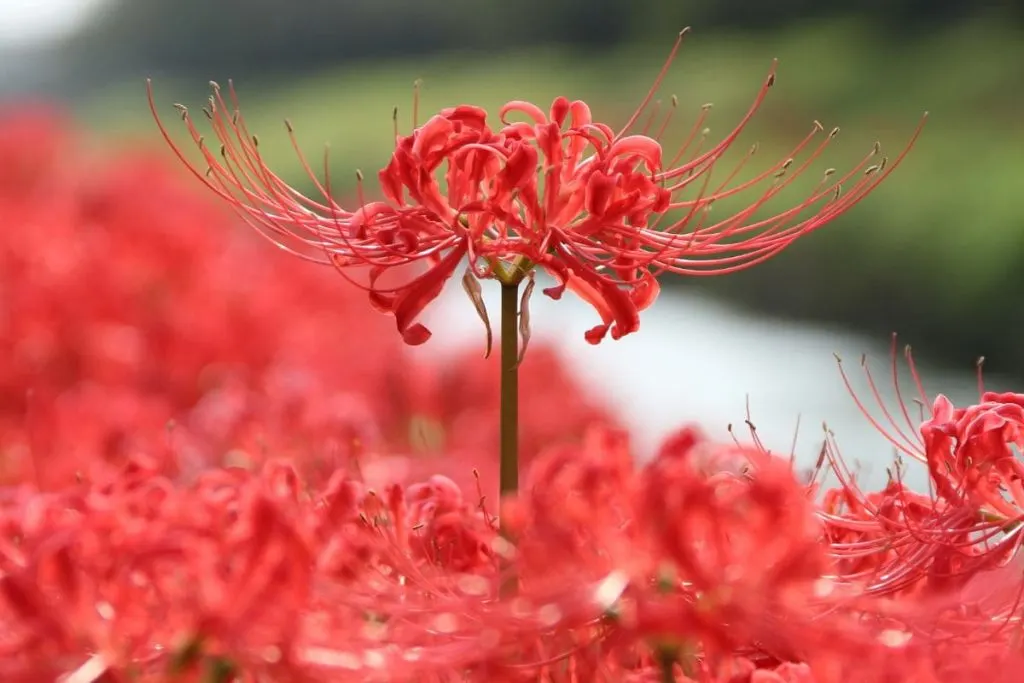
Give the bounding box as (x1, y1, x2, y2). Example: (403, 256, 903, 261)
(3, 0, 1023, 378)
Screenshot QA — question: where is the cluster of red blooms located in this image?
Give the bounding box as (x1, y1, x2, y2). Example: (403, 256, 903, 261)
(5, 374, 1024, 681)
(3, 36, 1023, 683)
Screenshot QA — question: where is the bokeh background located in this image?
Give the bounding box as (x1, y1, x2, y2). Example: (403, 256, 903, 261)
(2, 0, 1022, 474)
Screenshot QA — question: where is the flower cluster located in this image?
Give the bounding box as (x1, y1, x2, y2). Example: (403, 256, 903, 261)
(3, 422, 1024, 682)
(3, 41, 1021, 683)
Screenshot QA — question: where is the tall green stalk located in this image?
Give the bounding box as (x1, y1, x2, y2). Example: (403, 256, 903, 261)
(499, 280, 520, 498)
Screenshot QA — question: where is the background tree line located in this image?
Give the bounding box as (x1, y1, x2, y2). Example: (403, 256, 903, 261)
(64, 0, 1019, 80)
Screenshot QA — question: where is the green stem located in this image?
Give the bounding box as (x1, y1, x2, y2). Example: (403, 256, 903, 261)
(657, 650, 676, 683)
(499, 281, 520, 499)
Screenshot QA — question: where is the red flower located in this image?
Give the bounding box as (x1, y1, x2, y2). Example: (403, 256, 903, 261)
(149, 30, 925, 346)
(824, 337, 1024, 611)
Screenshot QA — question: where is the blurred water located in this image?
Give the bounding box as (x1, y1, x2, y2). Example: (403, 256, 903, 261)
(423, 282, 1003, 491)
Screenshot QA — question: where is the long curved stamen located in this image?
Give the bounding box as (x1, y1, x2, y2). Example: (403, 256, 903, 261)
(615, 27, 691, 138)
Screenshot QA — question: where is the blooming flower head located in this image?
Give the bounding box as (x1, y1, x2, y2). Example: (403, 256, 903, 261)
(149, 30, 924, 347)
(820, 338, 1024, 613)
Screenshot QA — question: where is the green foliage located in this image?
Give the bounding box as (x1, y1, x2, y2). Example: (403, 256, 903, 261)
(66, 0, 1020, 81)
(63, 0, 634, 78)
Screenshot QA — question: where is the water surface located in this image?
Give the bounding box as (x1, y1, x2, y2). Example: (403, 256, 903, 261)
(425, 283, 1004, 491)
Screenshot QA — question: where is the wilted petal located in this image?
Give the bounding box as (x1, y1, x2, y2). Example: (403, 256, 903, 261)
(461, 267, 493, 358)
(517, 272, 536, 365)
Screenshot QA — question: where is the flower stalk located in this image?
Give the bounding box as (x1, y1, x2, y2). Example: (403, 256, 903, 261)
(500, 279, 521, 498)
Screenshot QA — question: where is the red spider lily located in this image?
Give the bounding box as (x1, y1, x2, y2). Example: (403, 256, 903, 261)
(818, 337, 1024, 613)
(148, 30, 925, 347)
